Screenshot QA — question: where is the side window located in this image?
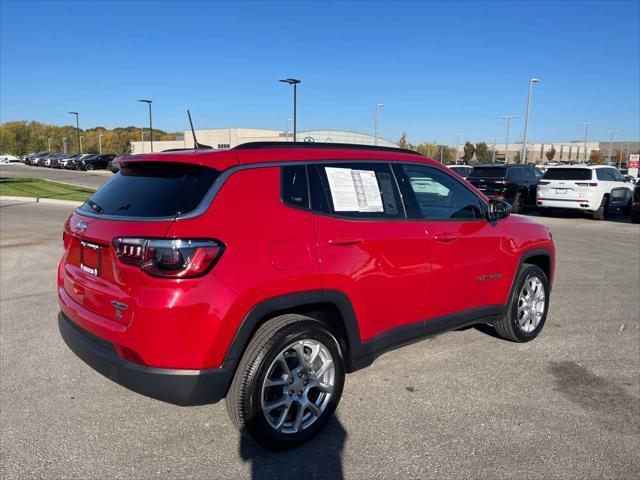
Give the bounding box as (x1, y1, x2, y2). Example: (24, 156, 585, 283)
(612, 169, 625, 182)
(395, 164, 484, 220)
(596, 169, 608, 181)
(281, 165, 309, 209)
(508, 168, 522, 181)
(310, 162, 403, 218)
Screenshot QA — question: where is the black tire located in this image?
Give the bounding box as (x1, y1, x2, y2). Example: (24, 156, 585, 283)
(511, 191, 526, 214)
(226, 314, 345, 450)
(85, 164, 94, 171)
(631, 212, 640, 224)
(493, 264, 549, 342)
(592, 195, 609, 220)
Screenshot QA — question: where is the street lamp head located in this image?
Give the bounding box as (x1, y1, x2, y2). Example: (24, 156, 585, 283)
(68, 111, 78, 115)
(279, 78, 301, 85)
(377, 103, 384, 108)
(530, 78, 541, 83)
(138, 99, 152, 104)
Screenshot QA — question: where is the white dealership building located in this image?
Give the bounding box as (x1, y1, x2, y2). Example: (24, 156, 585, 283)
(130, 128, 398, 154)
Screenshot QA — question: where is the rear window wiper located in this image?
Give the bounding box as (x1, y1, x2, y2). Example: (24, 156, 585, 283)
(86, 199, 104, 214)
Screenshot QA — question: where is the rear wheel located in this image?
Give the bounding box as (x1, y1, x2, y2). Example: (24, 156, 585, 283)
(85, 164, 94, 171)
(226, 314, 345, 450)
(511, 191, 526, 214)
(592, 195, 609, 220)
(494, 264, 549, 342)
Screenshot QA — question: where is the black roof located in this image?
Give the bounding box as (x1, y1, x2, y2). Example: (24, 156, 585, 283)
(232, 141, 422, 156)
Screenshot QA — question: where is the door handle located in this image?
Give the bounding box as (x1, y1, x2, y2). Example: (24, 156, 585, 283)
(433, 233, 458, 243)
(327, 237, 363, 246)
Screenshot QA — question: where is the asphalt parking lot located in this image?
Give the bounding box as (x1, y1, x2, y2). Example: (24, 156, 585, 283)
(1, 200, 638, 479)
(0, 164, 111, 190)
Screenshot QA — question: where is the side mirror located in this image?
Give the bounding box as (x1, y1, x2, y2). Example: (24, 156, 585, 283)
(487, 199, 511, 221)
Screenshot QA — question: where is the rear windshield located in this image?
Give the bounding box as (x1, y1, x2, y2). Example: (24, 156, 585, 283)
(469, 167, 506, 178)
(79, 162, 219, 217)
(543, 168, 592, 181)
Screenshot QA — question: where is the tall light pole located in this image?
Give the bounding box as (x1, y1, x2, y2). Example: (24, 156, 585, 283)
(374, 103, 383, 146)
(141, 131, 145, 154)
(501, 115, 518, 164)
(491, 137, 497, 163)
(63, 137, 67, 154)
(607, 130, 616, 165)
(579, 121, 592, 162)
(68, 111, 82, 154)
(520, 78, 540, 164)
(80, 136, 83, 154)
(47, 138, 52, 153)
(453, 133, 463, 164)
(440, 145, 444, 163)
(98, 134, 103, 154)
(279, 78, 301, 142)
(138, 99, 153, 152)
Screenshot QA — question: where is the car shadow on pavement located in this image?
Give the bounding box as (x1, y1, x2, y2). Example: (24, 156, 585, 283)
(239, 416, 347, 480)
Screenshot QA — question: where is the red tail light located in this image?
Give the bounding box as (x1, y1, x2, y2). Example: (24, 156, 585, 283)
(113, 238, 224, 278)
(574, 182, 598, 187)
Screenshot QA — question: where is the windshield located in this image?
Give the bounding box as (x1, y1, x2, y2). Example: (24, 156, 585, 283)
(79, 162, 220, 217)
(543, 168, 592, 181)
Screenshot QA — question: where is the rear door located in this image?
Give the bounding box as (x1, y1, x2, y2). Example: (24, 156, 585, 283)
(309, 161, 431, 341)
(61, 162, 220, 327)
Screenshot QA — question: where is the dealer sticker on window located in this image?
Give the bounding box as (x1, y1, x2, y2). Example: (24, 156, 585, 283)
(325, 167, 384, 212)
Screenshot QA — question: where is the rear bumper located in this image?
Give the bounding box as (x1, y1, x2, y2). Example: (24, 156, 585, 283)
(537, 198, 593, 210)
(58, 311, 235, 406)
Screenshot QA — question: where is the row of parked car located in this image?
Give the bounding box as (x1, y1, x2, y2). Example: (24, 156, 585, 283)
(447, 163, 640, 223)
(22, 152, 118, 171)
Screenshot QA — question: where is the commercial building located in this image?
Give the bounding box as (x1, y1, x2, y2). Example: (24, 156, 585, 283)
(131, 128, 398, 154)
(456, 141, 639, 164)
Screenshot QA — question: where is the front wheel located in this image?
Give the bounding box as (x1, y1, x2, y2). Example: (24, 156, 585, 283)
(226, 314, 345, 450)
(494, 264, 549, 342)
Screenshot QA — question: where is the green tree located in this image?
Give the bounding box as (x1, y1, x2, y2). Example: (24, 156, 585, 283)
(475, 142, 492, 163)
(463, 141, 475, 163)
(545, 146, 556, 162)
(415, 142, 440, 159)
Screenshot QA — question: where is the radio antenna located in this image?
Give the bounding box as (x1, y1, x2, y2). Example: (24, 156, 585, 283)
(187, 110, 212, 150)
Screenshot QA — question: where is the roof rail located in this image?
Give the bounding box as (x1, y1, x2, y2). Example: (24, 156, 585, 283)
(232, 141, 422, 156)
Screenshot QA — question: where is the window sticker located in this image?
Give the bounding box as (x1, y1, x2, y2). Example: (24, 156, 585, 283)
(325, 167, 384, 212)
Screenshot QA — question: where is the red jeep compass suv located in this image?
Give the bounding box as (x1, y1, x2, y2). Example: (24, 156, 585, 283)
(58, 142, 555, 449)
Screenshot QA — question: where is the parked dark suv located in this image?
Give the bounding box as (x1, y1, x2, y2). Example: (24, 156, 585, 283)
(468, 164, 539, 213)
(58, 142, 555, 449)
(77, 154, 116, 171)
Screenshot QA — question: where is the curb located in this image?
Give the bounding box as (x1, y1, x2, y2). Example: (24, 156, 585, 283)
(0, 195, 83, 207)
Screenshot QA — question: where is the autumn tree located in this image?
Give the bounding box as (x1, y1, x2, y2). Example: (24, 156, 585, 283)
(397, 132, 409, 149)
(545, 147, 556, 162)
(589, 150, 605, 164)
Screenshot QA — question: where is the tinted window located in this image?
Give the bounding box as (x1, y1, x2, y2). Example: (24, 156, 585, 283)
(79, 162, 219, 217)
(396, 164, 484, 220)
(634, 186, 640, 201)
(543, 168, 593, 181)
(469, 167, 506, 178)
(311, 162, 403, 218)
(281, 165, 309, 208)
(596, 168, 618, 181)
(508, 168, 524, 180)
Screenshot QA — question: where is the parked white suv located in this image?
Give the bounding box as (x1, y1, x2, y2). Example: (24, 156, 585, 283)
(537, 165, 633, 220)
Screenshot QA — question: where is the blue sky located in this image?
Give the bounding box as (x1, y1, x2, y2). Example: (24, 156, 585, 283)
(1, 0, 638, 145)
